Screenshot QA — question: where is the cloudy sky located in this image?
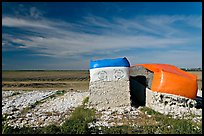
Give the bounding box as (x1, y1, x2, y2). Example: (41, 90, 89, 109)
(2, 2, 202, 70)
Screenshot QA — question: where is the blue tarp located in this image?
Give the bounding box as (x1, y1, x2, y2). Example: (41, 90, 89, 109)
(90, 57, 130, 69)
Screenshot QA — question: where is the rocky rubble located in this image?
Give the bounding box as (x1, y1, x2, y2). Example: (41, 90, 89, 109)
(2, 91, 22, 98)
(3, 90, 89, 128)
(88, 101, 202, 129)
(2, 89, 202, 129)
(88, 106, 142, 129)
(145, 88, 202, 121)
(2, 90, 58, 115)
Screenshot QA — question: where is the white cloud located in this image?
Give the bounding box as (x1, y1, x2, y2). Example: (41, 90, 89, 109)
(185, 15, 202, 28)
(83, 15, 112, 28)
(2, 14, 202, 66)
(2, 17, 52, 29)
(3, 32, 190, 59)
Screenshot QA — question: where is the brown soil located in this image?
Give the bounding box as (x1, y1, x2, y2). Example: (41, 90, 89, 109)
(2, 70, 202, 91)
(2, 81, 89, 91)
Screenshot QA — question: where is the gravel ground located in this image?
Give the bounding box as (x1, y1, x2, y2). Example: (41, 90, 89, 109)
(2, 91, 22, 98)
(88, 106, 143, 129)
(2, 90, 57, 115)
(2, 90, 202, 129)
(2, 90, 89, 128)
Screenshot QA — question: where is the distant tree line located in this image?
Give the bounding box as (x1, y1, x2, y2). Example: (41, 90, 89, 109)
(180, 67, 202, 71)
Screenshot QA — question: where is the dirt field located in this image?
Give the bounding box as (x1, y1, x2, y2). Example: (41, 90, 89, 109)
(188, 71, 202, 80)
(188, 71, 202, 90)
(2, 70, 202, 91)
(2, 70, 90, 91)
(2, 70, 89, 81)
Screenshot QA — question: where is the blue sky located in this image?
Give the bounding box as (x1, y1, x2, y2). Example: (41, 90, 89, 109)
(2, 2, 202, 70)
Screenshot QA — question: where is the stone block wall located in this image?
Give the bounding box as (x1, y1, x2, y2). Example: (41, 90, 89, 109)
(89, 81, 131, 110)
(130, 66, 154, 89)
(145, 88, 202, 118)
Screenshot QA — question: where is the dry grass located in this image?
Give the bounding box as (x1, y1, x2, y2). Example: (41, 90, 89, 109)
(2, 81, 89, 91)
(2, 70, 90, 91)
(187, 71, 202, 80)
(2, 70, 89, 81)
(2, 70, 202, 91)
(187, 71, 202, 90)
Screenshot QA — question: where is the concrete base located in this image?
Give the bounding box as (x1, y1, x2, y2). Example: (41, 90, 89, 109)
(145, 88, 202, 118)
(89, 80, 131, 110)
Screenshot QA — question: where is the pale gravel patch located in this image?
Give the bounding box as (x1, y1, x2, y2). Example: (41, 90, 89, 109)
(3, 90, 90, 128)
(33, 91, 90, 113)
(2, 90, 58, 115)
(2, 89, 202, 129)
(2, 91, 22, 98)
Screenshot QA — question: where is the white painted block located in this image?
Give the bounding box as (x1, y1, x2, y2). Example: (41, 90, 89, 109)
(90, 67, 129, 82)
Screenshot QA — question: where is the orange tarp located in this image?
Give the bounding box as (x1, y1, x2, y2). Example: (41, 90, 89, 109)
(132, 64, 198, 99)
